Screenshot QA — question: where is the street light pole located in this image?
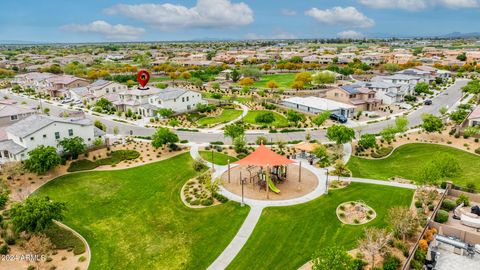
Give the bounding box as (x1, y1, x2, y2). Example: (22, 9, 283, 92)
(211, 149, 214, 171)
(325, 169, 329, 195)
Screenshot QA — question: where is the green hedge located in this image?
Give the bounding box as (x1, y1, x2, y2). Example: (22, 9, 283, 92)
(44, 223, 85, 255)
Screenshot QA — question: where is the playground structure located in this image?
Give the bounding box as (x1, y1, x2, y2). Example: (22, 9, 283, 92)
(220, 145, 320, 200)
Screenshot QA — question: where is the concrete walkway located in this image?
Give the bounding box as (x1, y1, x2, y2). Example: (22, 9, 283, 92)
(345, 177, 417, 190)
(207, 206, 263, 270)
(342, 143, 352, 163)
(210, 101, 249, 131)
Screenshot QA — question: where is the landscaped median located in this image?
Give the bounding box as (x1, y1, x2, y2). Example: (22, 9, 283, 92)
(34, 153, 250, 270)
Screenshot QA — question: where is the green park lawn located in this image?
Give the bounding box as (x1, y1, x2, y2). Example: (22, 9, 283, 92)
(347, 143, 480, 186)
(227, 183, 414, 270)
(197, 109, 243, 126)
(252, 73, 311, 89)
(34, 153, 249, 270)
(243, 110, 289, 127)
(199, 151, 238, 165)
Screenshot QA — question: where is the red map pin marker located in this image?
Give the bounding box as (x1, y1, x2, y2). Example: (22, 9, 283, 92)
(137, 70, 150, 89)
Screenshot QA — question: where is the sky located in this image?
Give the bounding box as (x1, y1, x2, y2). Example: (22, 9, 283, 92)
(1, 0, 480, 43)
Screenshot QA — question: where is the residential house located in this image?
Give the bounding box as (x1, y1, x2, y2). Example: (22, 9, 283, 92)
(357, 81, 407, 104)
(0, 115, 104, 163)
(281, 96, 355, 117)
(43, 75, 90, 97)
(147, 88, 207, 116)
(114, 86, 207, 117)
(0, 100, 36, 127)
(325, 85, 382, 111)
(467, 107, 480, 127)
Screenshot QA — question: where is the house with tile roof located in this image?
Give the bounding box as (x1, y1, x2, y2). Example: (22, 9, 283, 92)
(325, 85, 382, 112)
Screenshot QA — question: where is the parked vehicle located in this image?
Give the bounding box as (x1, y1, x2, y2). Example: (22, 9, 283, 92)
(61, 98, 73, 104)
(424, 99, 432, 105)
(330, 113, 348, 123)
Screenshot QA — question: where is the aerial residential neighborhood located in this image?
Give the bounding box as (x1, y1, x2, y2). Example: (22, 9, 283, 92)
(1, 1, 480, 270)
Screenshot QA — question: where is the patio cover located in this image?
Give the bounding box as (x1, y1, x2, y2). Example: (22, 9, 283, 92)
(233, 145, 295, 167)
(293, 141, 320, 152)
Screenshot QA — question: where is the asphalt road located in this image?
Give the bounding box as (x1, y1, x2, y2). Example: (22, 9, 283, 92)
(1, 78, 468, 143)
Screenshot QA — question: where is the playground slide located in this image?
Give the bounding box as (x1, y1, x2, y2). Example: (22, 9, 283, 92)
(267, 176, 281, 194)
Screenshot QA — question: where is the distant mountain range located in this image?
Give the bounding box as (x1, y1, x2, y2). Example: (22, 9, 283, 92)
(1, 32, 480, 45)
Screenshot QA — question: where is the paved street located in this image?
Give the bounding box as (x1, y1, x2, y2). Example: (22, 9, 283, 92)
(1, 78, 468, 143)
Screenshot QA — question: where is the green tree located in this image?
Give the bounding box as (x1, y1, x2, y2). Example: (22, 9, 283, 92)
(151, 128, 179, 148)
(233, 136, 247, 153)
(358, 134, 377, 149)
(94, 120, 107, 132)
(10, 197, 66, 233)
(286, 110, 305, 124)
(326, 125, 355, 145)
(414, 82, 430, 95)
(224, 124, 245, 141)
(312, 246, 354, 270)
(313, 72, 336, 84)
(157, 108, 174, 118)
(456, 52, 466, 61)
(312, 111, 331, 127)
(312, 145, 329, 160)
(395, 116, 409, 132)
(231, 69, 240, 82)
(24, 146, 61, 174)
(380, 126, 397, 143)
(422, 114, 443, 133)
(255, 112, 275, 124)
(95, 98, 114, 112)
(58, 136, 86, 159)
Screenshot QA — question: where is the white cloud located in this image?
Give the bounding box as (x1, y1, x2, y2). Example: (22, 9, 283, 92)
(337, 30, 365, 39)
(305, 6, 374, 28)
(358, 0, 479, 11)
(61, 20, 145, 40)
(358, 0, 428, 11)
(104, 0, 253, 29)
(435, 0, 479, 9)
(280, 8, 297, 16)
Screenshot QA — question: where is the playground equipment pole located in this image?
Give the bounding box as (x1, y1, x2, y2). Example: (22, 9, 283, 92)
(298, 161, 302, 182)
(266, 165, 270, 200)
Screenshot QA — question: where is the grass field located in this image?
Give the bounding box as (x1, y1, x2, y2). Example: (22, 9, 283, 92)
(34, 153, 249, 270)
(227, 183, 414, 270)
(243, 110, 289, 127)
(251, 73, 310, 89)
(197, 109, 243, 126)
(347, 143, 480, 186)
(199, 151, 238, 165)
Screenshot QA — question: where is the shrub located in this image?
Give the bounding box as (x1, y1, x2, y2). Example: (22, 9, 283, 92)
(456, 193, 470, 206)
(200, 198, 213, 206)
(382, 255, 401, 270)
(465, 182, 477, 193)
(193, 159, 207, 172)
(0, 244, 9, 254)
(414, 200, 422, 208)
(476, 147, 480, 154)
(441, 199, 457, 211)
(419, 239, 428, 251)
(428, 204, 435, 211)
(371, 146, 393, 158)
(213, 192, 229, 203)
(394, 240, 409, 257)
(434, 210, 449, 223)
(352, 259, 367, 270)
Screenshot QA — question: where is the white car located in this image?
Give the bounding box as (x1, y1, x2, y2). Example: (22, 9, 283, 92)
(61, 99, 73, 104)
